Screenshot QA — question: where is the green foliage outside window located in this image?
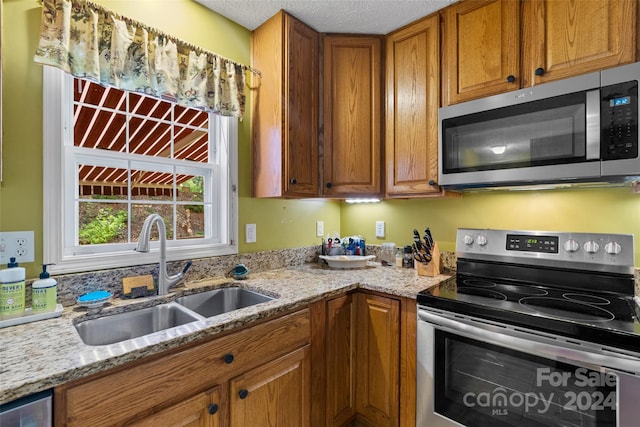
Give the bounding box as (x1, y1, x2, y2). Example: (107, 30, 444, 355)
(79, 208, 128, 244)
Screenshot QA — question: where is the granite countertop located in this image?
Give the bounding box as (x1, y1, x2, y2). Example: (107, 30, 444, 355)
(0, 262, 449, 404)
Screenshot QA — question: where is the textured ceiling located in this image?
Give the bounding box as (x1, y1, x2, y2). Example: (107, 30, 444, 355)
(196, 0, 456, 34)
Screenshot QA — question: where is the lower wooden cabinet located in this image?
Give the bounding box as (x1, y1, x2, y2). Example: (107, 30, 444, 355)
(355, 293, 400, 427)
(314, 291, 416, 427)
(54, 292, 415, 427)
(54, 309, 310, 426)
(325, 293, 358, 426)
(230, 345, 310, 426)
(128, 387, 222, 427)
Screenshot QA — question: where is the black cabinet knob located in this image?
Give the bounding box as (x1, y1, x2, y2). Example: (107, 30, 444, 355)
(208, 403, 219, 415)
(223, 354, 234, 364)
(239, 389, 249, 399)
(326, 182, 333, 189)
(428, 179, 437, 186)
(506, 75, 516, 83)
(535, 67, 545, 76)
(289, 178, 297, 184)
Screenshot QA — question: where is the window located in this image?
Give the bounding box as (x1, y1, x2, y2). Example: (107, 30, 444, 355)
(43, 67, 238, 274)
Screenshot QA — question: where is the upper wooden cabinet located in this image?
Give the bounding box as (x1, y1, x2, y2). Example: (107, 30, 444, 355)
(385, 14, 443, 197)
(443, 0, 638, 105)
(442, 0, 520, 105)
(521, 0, 637, 87)
(252, 11, 319, 197)
(322, 35, 383, 197)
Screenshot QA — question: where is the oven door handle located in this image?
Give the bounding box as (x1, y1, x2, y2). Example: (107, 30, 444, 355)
(418, 309, 640, 375)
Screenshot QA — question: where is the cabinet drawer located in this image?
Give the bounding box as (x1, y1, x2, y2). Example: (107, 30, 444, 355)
(56, 309, 310, 426)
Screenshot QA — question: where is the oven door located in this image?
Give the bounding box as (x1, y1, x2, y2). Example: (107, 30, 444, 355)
(417, 307, 640, 427)
(438, 71, 601, 188)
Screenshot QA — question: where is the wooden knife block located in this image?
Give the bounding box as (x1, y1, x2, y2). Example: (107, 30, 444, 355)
(416, 242, 441, 277)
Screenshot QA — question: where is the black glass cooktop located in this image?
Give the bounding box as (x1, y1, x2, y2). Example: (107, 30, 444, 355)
(418, 274, 640, 354)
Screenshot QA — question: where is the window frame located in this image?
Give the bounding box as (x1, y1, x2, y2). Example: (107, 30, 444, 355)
(43, 66, 238, 274)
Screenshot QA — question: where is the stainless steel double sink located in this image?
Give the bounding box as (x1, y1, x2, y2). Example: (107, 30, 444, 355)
(74, 287, 274, 346)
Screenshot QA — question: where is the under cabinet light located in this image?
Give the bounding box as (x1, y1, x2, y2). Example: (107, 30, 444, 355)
(345, 198, 381, 204)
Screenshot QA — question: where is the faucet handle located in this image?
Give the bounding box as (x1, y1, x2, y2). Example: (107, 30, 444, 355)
(182, 261, 193, 274)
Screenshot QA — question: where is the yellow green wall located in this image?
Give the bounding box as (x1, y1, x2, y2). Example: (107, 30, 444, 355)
(341, 188, 640, 266)
(0, 0, 340, 278)
(1, 1, 639, 280)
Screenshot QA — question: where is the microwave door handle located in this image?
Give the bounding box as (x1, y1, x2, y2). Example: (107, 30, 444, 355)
(585, 89, 600, 160)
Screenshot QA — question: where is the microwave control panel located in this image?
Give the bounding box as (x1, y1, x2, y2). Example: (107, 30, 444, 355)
(601, 81, 638, 160)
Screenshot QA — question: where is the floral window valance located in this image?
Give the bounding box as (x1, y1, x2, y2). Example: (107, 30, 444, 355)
(34, 0, 259, 119)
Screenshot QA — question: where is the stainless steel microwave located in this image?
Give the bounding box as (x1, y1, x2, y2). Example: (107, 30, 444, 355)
(438, 62, 640, 189)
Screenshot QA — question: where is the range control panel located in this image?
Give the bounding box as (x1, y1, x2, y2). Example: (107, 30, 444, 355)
(457, 228, 635, 274)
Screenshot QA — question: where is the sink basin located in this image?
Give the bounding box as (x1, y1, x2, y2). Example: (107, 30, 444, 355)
(74, 302, 202, 346)
(175, 287, 274, 318)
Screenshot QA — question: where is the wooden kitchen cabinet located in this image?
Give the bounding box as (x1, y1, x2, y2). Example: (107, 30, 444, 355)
(324, 293, 357, 426)
(229, 345, 311, 426)
(54, 309, 310, 426)
(442, 0, 520, 105)
(385, 14, 444, 197)
(252, 11, 319, 197)
(313, 291, 414, 427)
(355, 293, 400, 427)
(442, 0, 637, 105)
(128, 387, 221, 427)
(322, 35, 383, 197)
(521, 0, 637, 87)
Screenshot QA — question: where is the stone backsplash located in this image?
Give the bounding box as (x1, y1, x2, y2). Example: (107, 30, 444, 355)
(22, 246, 636, 307)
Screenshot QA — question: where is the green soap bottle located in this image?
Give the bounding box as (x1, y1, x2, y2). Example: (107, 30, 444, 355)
(32, 264, 57, 314)
(0, 257, 26, 319)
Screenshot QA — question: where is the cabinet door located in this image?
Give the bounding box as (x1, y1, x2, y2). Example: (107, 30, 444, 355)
(325, 294, 357, 426)
(229, 345, 311, 427)
(442, 0, 520, 105)
(284, 15, 320, 196)
(252, 12, 319, 197)
(322, 35, 383, 196)
(521, 0, 637, 87)
(355, 293, 400, 427)
(127, 387, 221, 427)
(385, 15, 442, 197)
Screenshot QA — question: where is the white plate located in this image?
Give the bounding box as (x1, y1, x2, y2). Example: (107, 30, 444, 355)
(319, 255, 376, 269)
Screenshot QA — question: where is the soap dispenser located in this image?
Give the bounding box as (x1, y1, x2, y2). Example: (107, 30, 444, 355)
(32, 264, 57, 314)
(0, 257, 26, 319)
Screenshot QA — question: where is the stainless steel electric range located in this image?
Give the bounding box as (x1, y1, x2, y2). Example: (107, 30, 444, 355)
(416, 228, 640, 427)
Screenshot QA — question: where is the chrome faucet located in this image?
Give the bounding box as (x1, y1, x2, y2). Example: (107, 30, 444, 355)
(135, 214, 192, 295)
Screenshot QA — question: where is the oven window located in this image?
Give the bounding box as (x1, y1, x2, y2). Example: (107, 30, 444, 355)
(442, 92, 587, 173)
(434, 331, 616, 427)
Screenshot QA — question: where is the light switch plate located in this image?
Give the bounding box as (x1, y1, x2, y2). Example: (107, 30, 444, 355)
(316, 221, 324, 237)
(375, 221, 385, 238)
(245, 224, 256, 243)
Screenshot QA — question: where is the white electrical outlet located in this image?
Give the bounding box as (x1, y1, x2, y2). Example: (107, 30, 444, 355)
(245, 224, 257, 243)
(0, 231, 35, 264)
(316, 221, 324, 237)
(375, 221, 385, 238)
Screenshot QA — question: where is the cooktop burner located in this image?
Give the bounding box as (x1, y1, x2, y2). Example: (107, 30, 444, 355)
(419, 273, 640, 352)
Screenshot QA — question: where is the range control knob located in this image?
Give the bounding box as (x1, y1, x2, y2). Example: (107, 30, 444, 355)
(476, 235, 488, 246)
(463, 234, 474, 245)
(604, 241, 622, 255)
(583, 241, 600, 254)
(563, 239, 580, 253)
